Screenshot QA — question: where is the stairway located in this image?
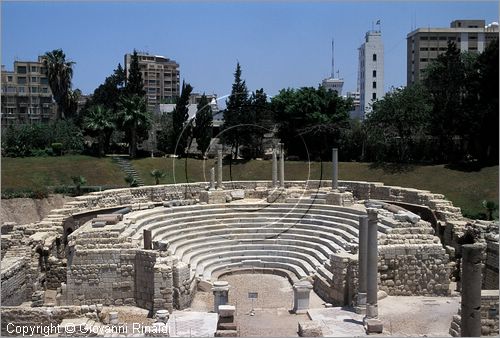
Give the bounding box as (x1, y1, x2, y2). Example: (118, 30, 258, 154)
(112, 156, 144, 187)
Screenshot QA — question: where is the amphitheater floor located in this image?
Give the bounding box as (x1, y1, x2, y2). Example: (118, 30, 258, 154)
(190, 273, 325, 336)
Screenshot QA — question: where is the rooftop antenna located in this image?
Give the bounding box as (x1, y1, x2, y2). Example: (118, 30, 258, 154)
(331, 38, 335, 78)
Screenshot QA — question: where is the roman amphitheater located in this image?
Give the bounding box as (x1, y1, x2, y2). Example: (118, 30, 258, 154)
(1, 152, 498, 337)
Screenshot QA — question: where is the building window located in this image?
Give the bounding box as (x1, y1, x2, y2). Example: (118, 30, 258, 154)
(42, 87, 49, 93)
(31, 77, 38, 83)
(439, 36, 447, 40)
(372, 93, 376, 100)
(420, 47, 429, 51)
(19, 86, 25, 93)
(372, 54, 377, 61)
(373, 70, 377, 78)
(7, 76, 13, 82)
(429, 36, 437, 40)
(420, 58, 428, 62)
(18, 77, 27, 84)
(372, 81, 377, 89)
(31, 87, 38, 93)
(40, 77, 48, 85)
(17, 66, 27, 74)
(31, 66, 38, 72)
(420, 36, 429, 40)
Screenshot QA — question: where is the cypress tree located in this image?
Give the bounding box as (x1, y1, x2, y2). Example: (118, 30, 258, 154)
(194, 94, 213, 157)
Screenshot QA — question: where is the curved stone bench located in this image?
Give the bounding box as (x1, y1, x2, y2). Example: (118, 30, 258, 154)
(197, 254, 316, 281)
(180, 238, 333, 262)
(156, 223, 357, 253)
(171, 232, 344, 260)
(187, 244, 327, 273)
(209, 260, 308, 283)
(151, 216, 359, 244)
(125, 203, 367, 238)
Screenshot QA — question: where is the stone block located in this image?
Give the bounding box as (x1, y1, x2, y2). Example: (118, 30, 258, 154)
(219, 305, 236, 318)
(298, 321, 323, 337)
(215, 330, 238, 337)
(365, 319, 383, 333)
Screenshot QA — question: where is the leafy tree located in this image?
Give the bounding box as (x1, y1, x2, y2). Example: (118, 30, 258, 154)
(150, 169, 166, 185)
(271, 86, 352, 160)
(42, 49, 75, 120)
(83, 105, 115, 157)
(221, 62, 252, 159)
(482, 200, 498, 221)
(118, 94, 151, 158)
(366, 84, 432, 162)
(170, 81, 193, 157)
(125, 50, 145, 97)
(244, 88, 273, 158)
(475, 38, 499, 164)
(194, 94, 213, 157)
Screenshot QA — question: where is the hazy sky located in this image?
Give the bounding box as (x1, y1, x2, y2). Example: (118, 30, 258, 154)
(2, 1, 498, 98)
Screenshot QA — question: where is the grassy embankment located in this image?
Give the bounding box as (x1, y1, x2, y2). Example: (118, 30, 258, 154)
(1, 155, 497, 218)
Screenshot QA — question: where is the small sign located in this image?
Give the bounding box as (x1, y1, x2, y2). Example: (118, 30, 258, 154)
(248, 292, 258, 299)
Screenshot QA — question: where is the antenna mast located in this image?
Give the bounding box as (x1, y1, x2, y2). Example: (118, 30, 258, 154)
(331, 38, 335, 78)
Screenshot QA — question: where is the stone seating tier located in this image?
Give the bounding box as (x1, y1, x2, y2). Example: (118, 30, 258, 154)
(116, 202, 398, 282)
(122, 202, 367, 238)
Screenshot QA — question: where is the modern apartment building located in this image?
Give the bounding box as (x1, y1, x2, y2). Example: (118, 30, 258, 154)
(407, 19, 499, 85)
(1, 57, 55, 128)
(124, 52, 180, 110)
(358, 30, 384, 118)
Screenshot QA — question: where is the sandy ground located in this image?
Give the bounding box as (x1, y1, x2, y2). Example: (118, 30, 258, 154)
(378, 295, 460, 336)
(1, 194, 74, 225)
(190, 273, 461, 337)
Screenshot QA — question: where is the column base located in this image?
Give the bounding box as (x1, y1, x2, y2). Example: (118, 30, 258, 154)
(355, 305, 366, 315)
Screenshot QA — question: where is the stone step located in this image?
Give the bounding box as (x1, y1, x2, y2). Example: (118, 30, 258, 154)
(201, 255, 312, 281)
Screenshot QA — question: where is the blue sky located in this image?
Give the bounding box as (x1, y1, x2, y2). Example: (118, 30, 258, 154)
(2, 1, 498, 98)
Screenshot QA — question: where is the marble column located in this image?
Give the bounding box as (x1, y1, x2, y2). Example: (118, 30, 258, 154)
(217, 149, 223, 189)
(212, 281, 230, 313)
(332, 148, 338, 190)
(366, 208, 379, 319)
(461, 243, 484, 337)
(357, 215, 368, 313)
(279, 143, 285, 188)
(272, 148, 278, 187)
(292, 280, 313, 313)
(209, 167, 216, 190)
(143, 229, 152, 250)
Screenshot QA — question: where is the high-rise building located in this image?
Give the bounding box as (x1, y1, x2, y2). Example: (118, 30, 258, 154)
(124, 52, 180, 110)
(358, 30, 384, 118)
(407, 20, 499, 85)
(1, 57, 55, 128)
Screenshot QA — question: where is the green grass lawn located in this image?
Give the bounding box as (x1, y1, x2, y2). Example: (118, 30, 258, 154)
(1, 155, 497, 218)
(1, 155, 124, 190)
(132, 158, 498, 218)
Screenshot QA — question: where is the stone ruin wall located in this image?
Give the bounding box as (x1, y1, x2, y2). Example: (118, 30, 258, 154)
(1, 180, 497, 309)
(484, 233, 499, 289)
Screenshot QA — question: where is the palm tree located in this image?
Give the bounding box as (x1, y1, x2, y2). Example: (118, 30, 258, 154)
(42, 49, 75, 120)
(150, 169, 166, 185)
(71, 175, 87, 196)
(118, 94, 151, 158)
(83, 105, 115, 157)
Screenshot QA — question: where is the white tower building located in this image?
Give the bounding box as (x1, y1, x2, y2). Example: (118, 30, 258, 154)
(358, 30, 384, 118)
